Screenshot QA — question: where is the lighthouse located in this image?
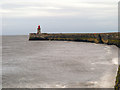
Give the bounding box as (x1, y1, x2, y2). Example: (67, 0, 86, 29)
(37, 25, 41, 34)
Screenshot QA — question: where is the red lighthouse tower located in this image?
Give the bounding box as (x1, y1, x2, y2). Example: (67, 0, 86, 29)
(37, 25, 41, 34)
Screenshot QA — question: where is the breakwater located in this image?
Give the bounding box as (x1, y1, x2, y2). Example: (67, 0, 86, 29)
(29, 32, 120, 48)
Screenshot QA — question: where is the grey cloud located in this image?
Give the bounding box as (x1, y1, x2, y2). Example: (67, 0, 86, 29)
(2, 1, 118, 35)
(2, 3, 46, 9)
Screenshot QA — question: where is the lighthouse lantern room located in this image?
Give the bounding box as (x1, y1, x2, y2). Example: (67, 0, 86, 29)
(37, 25, 41, 34)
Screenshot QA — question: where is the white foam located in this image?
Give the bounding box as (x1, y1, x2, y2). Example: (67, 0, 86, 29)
(40, 83, 67, 88)
(112, 58, 118, 65)
(89, 81, 98, 85)
(91, 68, 95, 70)
(91, 63, 95, 65)
(86, 81, 98, 88)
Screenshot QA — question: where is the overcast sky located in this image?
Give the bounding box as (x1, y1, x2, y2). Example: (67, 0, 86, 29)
(1, 0, 119, 35)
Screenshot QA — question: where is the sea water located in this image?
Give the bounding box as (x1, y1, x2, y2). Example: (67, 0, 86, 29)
(2, 35, 119, 88)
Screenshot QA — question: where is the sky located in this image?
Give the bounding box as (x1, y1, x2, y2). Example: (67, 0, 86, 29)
(1, 0, 119, 35)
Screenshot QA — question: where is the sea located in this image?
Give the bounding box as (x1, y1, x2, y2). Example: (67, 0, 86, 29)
(2, 35, 119, 88)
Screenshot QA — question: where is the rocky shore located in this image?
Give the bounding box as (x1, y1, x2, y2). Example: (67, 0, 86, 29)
(115, 65, 120, 89)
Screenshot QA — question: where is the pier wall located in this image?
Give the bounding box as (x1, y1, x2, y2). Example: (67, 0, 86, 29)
(29, 32, 120, 48)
